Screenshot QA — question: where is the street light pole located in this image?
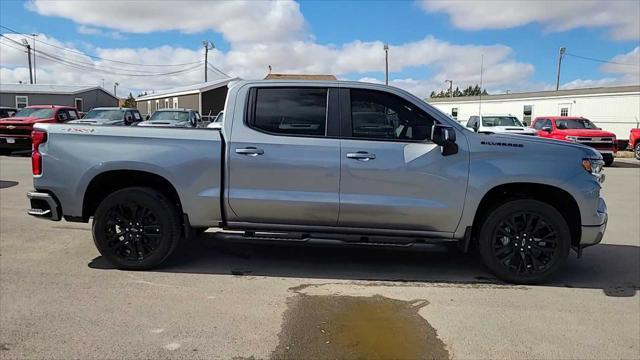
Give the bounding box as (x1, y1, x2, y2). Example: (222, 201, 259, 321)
(383, 43, 389, 85)
(556, 47, 566, 91)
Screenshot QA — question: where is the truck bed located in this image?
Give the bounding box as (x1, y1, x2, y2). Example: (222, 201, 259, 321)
(33, 123, 224, 226)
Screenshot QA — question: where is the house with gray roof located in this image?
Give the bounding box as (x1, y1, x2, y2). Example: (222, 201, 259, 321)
(136, 77, 238, 120)
(0, 83, 118, 112)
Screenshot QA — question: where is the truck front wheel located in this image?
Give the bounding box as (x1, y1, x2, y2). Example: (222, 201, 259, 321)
(477, 199, 571, 284)
(92, 187, 182, 270)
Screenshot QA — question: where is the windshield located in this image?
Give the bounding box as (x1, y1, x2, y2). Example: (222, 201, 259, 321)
(556, 118, 599, 129)
(482, 116, 523, 127)
(83, 109, 125, 121)
(149, 111, 189, 122)
(13, 108, 55, 119)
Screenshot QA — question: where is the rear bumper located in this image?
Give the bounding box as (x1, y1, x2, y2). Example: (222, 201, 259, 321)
(26, 191, 61, 221)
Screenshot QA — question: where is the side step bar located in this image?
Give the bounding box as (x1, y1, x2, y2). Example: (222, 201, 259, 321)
(212, 231, 457, 250)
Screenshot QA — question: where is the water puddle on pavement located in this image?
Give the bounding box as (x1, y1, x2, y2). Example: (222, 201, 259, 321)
(271, 294, 450, 359)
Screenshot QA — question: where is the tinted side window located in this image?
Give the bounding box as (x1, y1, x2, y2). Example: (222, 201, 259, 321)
(67, 109, 78, 120)
(350, 89, 435, 141)
(533, 119, 543, 129)
(252, 88, 327, 136)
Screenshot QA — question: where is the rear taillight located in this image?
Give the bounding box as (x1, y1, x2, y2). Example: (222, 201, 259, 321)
(31, 130, 47, 175)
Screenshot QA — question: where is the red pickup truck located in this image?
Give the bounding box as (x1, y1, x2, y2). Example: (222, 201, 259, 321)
(629, 128, 640, 160)
(532, 116, 617, 166)
(0, 105, 80, 155)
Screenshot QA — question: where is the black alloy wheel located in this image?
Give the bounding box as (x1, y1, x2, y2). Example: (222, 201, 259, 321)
(93, 187, 181, 270)
(478, 199, 571, 284)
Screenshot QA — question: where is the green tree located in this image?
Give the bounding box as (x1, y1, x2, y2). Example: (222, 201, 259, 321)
(123, 92, 136, 108)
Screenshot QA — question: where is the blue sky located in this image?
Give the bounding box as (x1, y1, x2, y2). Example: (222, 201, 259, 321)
(1, 0, 638, 96)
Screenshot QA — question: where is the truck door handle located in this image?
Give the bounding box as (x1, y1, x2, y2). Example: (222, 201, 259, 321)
(235, 147, 264, 156)
(346, 151, 376, 161)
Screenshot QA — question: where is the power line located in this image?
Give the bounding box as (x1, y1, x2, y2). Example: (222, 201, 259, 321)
(1, 40, 203, 77)
(564, 52, 638, 67)
(0, 24, 202, 67)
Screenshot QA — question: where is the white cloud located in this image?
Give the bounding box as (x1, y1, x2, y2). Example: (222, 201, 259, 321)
(420, 0, 640, 40)
(1, 33, 534, 98)
(77, 25, 125, 40)
(27, 0, 307, 44)
(560, 47, 640, 89)
(6, 1, 537, 98)
(601, 46, 640, 76)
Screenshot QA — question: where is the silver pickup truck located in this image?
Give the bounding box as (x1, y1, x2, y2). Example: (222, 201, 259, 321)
(26, 80, 607, 284)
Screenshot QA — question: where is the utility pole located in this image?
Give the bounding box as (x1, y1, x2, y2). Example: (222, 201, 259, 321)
(478, 54, 484, 116)
(22, 39, 33, 84)
(203, 40, 215, 82)
(113, 82, 119, 97)
(31, 34, 38, 83)
(445, 80, 453, 99)
(555, 47, 566, 91)
(383, 43, 389, 85)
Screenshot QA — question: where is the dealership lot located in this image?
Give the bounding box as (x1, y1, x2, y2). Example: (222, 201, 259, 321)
(0, 155, 639, 359)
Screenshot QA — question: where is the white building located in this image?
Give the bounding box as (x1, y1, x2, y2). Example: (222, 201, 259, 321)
(426, 85, 640, 138)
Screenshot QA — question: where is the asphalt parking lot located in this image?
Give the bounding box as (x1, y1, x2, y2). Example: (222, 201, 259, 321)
(1, 154, 639, 359)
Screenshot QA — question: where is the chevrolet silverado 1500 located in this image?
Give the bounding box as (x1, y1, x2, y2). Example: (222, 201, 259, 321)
(26, 80, 608, 284)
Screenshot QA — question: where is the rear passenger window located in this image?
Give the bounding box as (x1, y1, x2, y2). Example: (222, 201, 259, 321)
(350, 89, 435, 141)
(252, 88, 327, 136)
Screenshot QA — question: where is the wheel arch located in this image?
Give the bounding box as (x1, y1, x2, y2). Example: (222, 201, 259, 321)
(82, 170, 182, 222)
(472, 182, 582, 247)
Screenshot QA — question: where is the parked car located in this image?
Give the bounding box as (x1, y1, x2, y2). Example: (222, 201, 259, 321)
(532, 116, 617, 166)
(629, 128, 640, 160)
(68, 107, 142, 126)
(466, 115, 538, 136)
(0, 105, 79, 154)
(137, 108, 201, 128)
(26, 80, 608, 284)
(0, 107, 17, 118)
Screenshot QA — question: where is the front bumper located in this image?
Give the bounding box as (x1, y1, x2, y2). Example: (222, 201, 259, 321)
(26, 191, 61, 221)
(0, 136, 31, 150)
(580, 197, 607, 248)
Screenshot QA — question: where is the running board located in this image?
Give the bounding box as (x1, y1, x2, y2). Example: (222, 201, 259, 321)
(211, 231, 456, 249)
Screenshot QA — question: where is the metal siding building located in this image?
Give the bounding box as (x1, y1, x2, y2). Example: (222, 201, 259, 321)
(136, 78, 237, 120)
(427, 85, 640, 138)
(0, 84, 118, 112)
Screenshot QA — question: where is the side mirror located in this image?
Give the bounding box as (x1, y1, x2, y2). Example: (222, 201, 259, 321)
(541, 126, 552, 133)
(189, 116, 197, 127)
(146, 115, 150, 120)
(431, 124, 458, 156)
(125, 115, 133, 125)
(207, 122, 223, 130)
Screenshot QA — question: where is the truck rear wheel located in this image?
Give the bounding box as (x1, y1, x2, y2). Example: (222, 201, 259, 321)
(477, 199, 571, 284)
(92, 187, 182, 270)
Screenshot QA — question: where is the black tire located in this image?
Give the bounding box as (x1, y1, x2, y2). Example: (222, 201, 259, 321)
(478, 199, 571, 284)
(92, 187, 182, 270)
(635, 143, 640, 160)
(603, 155, 614, 167)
